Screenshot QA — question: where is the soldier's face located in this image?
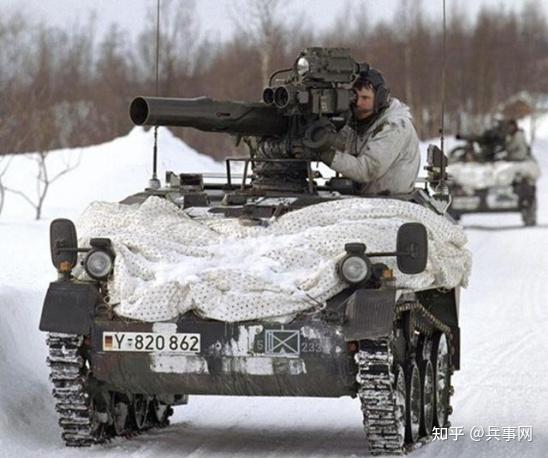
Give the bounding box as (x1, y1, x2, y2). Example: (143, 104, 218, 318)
(354, 86, 375, 120)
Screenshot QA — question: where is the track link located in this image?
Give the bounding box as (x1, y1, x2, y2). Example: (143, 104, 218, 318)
(356, 340, 405, 455)
(356, 302, 453, 455)
(47, 332, 173, 447)
(47, 333, 101, 446)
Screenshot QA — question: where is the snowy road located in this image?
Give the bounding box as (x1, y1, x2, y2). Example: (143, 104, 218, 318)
(1, 129, 547, 457)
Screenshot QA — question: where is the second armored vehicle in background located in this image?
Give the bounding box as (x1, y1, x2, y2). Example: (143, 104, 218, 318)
(448, 121, 539, 226)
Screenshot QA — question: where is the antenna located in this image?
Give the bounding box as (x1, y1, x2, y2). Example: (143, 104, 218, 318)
(149, 0, 161, 190)
(425, 0, 451, 213)
(435, 0, 450, 204)
(440, 0, 447, 155)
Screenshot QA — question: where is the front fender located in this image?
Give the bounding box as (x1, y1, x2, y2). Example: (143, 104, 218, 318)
(342, 288, 397, 341)
(39, 281, 99, 335)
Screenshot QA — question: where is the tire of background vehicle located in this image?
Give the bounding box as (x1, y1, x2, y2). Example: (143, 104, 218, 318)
(521, 197, 537, 226)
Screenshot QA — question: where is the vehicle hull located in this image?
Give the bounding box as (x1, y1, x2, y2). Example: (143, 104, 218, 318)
(91, 315, 356, 397)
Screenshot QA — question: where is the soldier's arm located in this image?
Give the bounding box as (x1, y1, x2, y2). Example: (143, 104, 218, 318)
(506, 131, 529, 160)
(329, 120, 408, 183)
(517, 131, 529, 149)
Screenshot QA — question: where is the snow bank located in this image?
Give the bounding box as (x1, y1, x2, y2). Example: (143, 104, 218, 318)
(1, 127, 225, 219)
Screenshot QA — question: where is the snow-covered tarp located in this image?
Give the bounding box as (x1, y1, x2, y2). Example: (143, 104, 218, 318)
(448, 159, 541, 190)
(75, 196, 471, 322)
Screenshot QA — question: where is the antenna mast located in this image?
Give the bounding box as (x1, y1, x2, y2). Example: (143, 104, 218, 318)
(435, 0, 450, 202)
(426, 0, 451, 212)
(149, 0, 161, 189)
(440, 0, 447, 154)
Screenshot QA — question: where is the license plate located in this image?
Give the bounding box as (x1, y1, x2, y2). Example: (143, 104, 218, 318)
(103, 332, 200, 353)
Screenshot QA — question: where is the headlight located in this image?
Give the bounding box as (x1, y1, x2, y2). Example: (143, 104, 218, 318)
(339, 255, 371, 284)
(296, 57, 310, 76)
(84, 250, 114, 280)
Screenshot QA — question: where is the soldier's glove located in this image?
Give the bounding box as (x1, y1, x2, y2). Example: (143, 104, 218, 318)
(302, 119, 342, 165)
(295, 147, 335, 165)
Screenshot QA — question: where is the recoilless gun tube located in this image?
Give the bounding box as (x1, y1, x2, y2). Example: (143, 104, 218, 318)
(130, 96, 288, 137)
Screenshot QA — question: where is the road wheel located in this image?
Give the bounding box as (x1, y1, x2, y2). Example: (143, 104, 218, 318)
(432, 333, 451, 427)
(405, 361, 422, 443)
(150, 397, 173, 426)
(393, 363, 407, 448)
(420, 359, 435, 436)
(110, 392, 131, 436)
(133, 395, 150, 430)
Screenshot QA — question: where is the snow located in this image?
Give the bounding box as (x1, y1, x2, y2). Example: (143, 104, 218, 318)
(1, 126, 224, 220)
(1, 120, 547, 457)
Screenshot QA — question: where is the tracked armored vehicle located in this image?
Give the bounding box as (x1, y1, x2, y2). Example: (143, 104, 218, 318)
(39, 48, 468, 455)
(447, 124, 538, 226)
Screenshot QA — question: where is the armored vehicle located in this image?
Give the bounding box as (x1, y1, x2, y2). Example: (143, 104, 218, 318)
(40, 48, 467, 455)
(447, 123, 538, 226)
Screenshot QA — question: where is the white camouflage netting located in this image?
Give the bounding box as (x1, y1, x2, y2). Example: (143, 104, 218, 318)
(74, 196, 471, 323)
(447, 160, 541, 190)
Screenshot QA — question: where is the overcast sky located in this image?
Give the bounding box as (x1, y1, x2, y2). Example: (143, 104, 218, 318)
(2, 0, 545, 43)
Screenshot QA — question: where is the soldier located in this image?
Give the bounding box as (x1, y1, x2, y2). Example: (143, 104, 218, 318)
(505, 119, 530, 161)
(307, 69, 421, 195)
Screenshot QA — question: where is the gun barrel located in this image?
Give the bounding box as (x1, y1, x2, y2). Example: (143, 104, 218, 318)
(130, 96, 288, 137)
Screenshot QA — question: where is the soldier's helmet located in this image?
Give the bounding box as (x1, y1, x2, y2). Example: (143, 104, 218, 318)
(354, 68, 391, 113)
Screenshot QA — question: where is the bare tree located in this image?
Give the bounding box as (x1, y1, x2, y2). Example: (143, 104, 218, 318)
(395, 0, 415, 108)
(136, 0, 204, 95)
(0, 12, 34, 154)
(91, 24, 134, 139)
(0, 155, 13, 216)
(3, 1, 548, 160)
(4, 150, 80, 220)
(230, 0, 288, 87)
(3, 87, 82, 219)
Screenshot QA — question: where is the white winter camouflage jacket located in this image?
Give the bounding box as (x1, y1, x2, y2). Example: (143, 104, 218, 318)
(330, 97, 421, 195)
(505, 129, 530, 161)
